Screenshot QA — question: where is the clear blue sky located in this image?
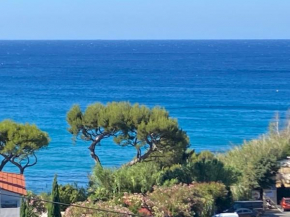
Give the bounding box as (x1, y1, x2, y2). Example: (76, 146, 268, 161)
(0, 0, 289, 40)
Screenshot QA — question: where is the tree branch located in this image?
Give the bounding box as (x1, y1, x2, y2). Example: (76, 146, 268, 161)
(88, 132, 111, 166)
(9, 153, 38, 174)
(126, 145, 157, 166)
(23, 153, 38, 170)
(0, 154, 13, 171)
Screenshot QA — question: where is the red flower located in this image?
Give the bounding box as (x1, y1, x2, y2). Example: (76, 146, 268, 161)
(138, 207, 152, 216)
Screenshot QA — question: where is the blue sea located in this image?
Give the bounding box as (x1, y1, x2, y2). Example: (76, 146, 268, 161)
(0, 40, 290, 193)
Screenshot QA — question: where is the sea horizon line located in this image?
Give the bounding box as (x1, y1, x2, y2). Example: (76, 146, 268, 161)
(0, 39, 290, 41)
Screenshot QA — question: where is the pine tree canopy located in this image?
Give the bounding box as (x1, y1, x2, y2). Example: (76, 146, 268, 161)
(0, 119, 50, 173)
(67, 102, 189, 166)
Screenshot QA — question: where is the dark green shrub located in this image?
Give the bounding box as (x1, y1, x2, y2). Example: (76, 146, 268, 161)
(58, 183, 87, 211)
(157, 153, 240, 188)
(157, 164, 192, 186)
(188, 158, 240, 186)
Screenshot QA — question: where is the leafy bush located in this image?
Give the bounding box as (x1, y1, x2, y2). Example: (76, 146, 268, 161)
(157, 164, 192, 186)
(157, 152, 240, 188)
(58, 184, 87, 211)
(22, 191, 47, 217)
(90, 162, 161, 200)
(188, 157, 240, 187)
(39, 184, 87, 212)
(117, 182, 227, 217)
(147, 183, 227, 217)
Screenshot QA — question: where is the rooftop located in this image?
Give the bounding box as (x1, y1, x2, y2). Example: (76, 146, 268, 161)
(0, 171, 27, 195)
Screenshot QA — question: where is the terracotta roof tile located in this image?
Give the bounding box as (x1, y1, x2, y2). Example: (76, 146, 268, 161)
(0, 172, 27, 195)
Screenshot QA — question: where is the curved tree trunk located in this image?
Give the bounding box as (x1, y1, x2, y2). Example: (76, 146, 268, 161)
(88, 133, 110, 166)
(88, 144, 102, 165)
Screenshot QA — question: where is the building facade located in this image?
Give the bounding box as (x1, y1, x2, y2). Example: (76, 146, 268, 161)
(0, 172, 26, 217)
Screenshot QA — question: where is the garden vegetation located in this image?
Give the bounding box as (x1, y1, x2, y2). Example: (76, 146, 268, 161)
(8, 102, 289, 216)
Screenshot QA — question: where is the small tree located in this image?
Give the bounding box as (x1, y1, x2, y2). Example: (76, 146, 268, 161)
(20, 198, 27, 217)
(0, 120, 50, 173)
(252, 155, 280, 198)
(48, 175, 61, 217)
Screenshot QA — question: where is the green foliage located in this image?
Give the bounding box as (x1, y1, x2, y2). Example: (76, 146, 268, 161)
(39, 191, 51, 211)
(66, 105, 83, 136)
(26, 191, 47, 217)
(66, 102, 189, 166)
(220, 118, 290, 200)
(151, 182, 226, 217)
(193, 182, 228, 217)
(89, 152, 238, 202)
(189, 156, 240, 187)
(119, 182, 227, 217)
(0, 120, 49, 154)
(157, 164, 192, 186)
(157, 151, 240, 188)
(66, 183, 227, 217)
(21, 192, 46, 217)
(146, 184, 201, 217)
(48, 175, 61, 217)
(87, 157, 233, 216)
(58, 183, 87, 211)
(37, 184, 87, 213)
(66, 110, 290, 215)
(20, 198, 27, 217)
(195, 151, 215, 161)
(0, 119, 50, 173)
(254, 155, 280, 189)
(90, 162, 161, 200)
